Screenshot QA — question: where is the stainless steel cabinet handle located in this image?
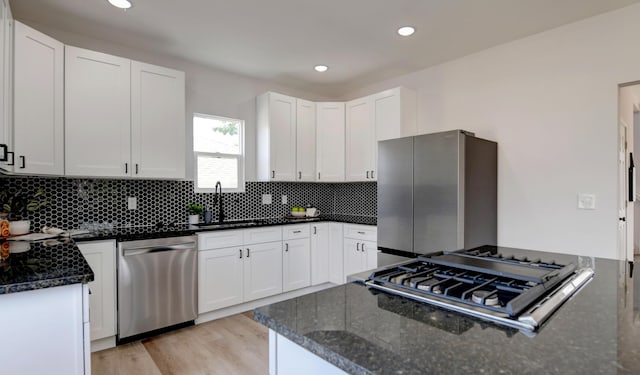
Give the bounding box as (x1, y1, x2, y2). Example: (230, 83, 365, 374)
(19, 155, 25, 169)
(356, 242, 360, 251)
(135, 163, 139, 174)
(313, 226, 316, 235)
(6, 151, 14, 166)
(366, 171, 369, 179)
(298, 171, 302, 179)
(293, 230, 301, 234)
(371, 170, 375, 179)
(246, 248, 250, 257)
(357, 231, 365, 234)
(125, 163, 128, 174)
(318, 172, 321, 180)
(0, 144, 7, 162)
(285, 243, 289, 252)
(362, 243, 366, 251)
(272, 170, 275, 178)
(239, 249, 243, 259)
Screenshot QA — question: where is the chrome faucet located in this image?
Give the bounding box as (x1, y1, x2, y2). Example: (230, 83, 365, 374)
(214, 181, 225, 223)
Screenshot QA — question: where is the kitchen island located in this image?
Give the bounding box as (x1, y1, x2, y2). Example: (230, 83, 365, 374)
(255, 248, 639, 374)
(0, 239, 94, 375)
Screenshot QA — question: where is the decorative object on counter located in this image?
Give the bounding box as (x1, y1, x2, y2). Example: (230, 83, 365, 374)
(0, 187, 50, 235)
(187, 203, 203, 224)
(0, 213, 9, 238)
(306, 207, 320, 217)
(290, 206, 306, 217)
(203, 207, 212, 224)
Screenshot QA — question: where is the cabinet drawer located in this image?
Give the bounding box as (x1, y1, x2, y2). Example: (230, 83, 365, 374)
(343, 224, 377, 242)
(244, 226, 282, 245)
(283, 224, 310, 240)
(198, 230, 244, 250)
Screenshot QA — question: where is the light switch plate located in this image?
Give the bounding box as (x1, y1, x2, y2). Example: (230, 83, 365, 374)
(577, 193, 596, 210)
(262, 194, 272, 205)
(128, 197, 137, 210)
(281, 195, 288, 204)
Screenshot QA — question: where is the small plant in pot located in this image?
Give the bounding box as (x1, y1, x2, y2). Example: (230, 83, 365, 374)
(187, 204, 203, 225)
(0, 187, 50, 235)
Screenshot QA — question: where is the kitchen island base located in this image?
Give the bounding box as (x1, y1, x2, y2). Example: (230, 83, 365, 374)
(270, 330, 346, 375)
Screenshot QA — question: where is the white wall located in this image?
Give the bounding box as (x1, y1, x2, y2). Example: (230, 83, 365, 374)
(343, 4, 640, 259)
(21, 21, 331, 182)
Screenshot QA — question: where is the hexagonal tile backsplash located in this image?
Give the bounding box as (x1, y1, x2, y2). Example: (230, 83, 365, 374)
(0, 176, 376, 230)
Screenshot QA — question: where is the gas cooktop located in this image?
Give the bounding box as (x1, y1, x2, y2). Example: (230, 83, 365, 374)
(364, 246, 594, 335)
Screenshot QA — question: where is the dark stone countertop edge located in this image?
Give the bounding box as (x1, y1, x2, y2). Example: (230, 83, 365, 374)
(254, 307, 373, 375)
(0, 273, 94, 294)
(73, 215, 377, 243)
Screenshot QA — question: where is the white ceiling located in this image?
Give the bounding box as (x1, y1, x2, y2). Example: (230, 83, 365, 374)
(10, 0, 640, 97)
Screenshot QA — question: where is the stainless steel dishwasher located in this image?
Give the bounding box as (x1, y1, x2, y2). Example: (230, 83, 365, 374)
(117, 235, 197, 342)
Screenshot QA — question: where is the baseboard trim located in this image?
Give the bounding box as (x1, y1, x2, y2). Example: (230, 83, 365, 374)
(196, 283, 336, 325)
(91, 336, 116, 352)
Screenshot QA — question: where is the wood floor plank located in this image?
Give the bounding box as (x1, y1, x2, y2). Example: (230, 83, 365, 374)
(92, 312, 268, 375)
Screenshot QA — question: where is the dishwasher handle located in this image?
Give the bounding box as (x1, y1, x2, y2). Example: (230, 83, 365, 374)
(123, 244, 195, 257)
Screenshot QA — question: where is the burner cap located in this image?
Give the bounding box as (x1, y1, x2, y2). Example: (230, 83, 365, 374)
(471, 290, 499, 306)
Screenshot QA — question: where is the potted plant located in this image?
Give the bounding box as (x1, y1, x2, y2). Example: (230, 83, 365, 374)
(0, 187, 50, 235)
(187, 203, 203, 225)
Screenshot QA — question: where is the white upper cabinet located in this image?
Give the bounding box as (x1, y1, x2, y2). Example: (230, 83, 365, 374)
(65, 46, 131, 177)
(295, 98, 316, 181)
(65, 47, 185, 179)
(372, 87, 416, 141)
(0, 0, 12, 172)
(131, 61, 185, 179)
(257, 92, 297, 181)
(13, 21, 64, 175)
(316, 102, 345, 182)
(345, 96, 375, 181)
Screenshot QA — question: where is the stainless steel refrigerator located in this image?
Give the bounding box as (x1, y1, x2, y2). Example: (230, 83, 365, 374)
(377, 130, 497, 265)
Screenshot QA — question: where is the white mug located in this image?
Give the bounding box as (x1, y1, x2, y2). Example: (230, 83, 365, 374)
(306, 208, 319, 217)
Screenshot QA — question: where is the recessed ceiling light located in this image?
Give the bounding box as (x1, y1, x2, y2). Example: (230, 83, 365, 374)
(314, 65, 328, 73)
(397, 26, 415, 37)
(108, 0, 132, 9)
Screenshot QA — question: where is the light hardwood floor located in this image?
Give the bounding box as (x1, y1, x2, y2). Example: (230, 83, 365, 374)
(92, 312, 269, 375)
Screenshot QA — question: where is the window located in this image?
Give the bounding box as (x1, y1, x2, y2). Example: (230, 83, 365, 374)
(193, 113, 245, 192)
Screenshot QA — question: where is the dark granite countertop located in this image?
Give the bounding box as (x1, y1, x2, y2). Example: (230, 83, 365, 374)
(73, 214, 376, 242)
(255, 247, 639, 375)
(0, 239, 94, 294)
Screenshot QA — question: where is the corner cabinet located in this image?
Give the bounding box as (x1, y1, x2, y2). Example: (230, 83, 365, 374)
(345, 97, 376, 181)
(65, 46, 186, 179)
(316, 102, 345, 182)
(257, 92, 317, 182)
(13, 21, 64, 175)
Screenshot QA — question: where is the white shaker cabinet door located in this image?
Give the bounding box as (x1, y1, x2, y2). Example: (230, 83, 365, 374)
(198, 247, 244, 313)
(283, 238, 311, 292)
(131, 61, 185, 179)
(345, 97, 374, 182)
(296, 98, 316, 181)
(65, 46, 131, 177)
(13, 21, 64, 175)
(316, 102, 345, 182)
(310, 223, 330, 285)
(257, 92, 296, 181)
(328, 223, 345, 284)
(77, 241, 116, 341)
(243, 241, 283, 301)
(343, 238, 365, 279)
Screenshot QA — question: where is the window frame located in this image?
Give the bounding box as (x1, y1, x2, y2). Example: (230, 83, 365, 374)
(193, 113, 245, 193)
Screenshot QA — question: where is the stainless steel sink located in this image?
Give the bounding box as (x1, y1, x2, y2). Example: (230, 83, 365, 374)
(194, 220, 261, 230)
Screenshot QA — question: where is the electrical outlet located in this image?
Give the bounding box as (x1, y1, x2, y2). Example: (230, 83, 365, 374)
(262, 194, 272, 205)
(281, 195, 288, 204)
(128, 197, 137, 210)
(577, 193, 596, 210)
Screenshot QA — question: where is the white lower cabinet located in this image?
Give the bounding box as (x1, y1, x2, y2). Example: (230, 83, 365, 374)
(283, 238, 311, 292)
(328, 223, 345, 284)
(310, 223, 330, 285)
(198, 227, 283, 314)
(244, 241, 284, 300)
(198, 246, 244, 313)
(343, 225, 378, 282)
(77, 240, 116, 342)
